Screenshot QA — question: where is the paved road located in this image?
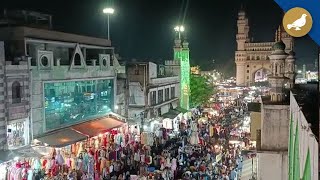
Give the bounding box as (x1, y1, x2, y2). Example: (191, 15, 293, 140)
(240, 157, 257, 180)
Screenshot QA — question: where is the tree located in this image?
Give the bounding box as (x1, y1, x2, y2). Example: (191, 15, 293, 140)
(190, 74, 214, 107)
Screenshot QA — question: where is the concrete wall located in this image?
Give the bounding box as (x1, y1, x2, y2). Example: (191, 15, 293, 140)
(150, 76, 179, 86)
(128, 108, 145, 122)
(148, 62, 157, 79)
(0, 27, 111, 47)
(164, 60, 180, 77)
(261, 103, 289, 151)
(0, 42, 6, 149)
(129, 82, 145, 106)
(290, 92, 318, 180)
(257, 152, 288, 180)
(115, 78, 128, 118)
(127, 64, 147, 87)
(250, 112, 261, 141)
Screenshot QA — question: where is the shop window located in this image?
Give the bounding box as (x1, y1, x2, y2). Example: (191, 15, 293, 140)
(12, 81, 22, 103)
(7, 121, 26, 149)
(44, 79, 114, 131)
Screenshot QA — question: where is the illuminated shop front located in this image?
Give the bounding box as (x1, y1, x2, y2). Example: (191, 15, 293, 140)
(44, 79, 114, 131)
(6, 119, 29, 149)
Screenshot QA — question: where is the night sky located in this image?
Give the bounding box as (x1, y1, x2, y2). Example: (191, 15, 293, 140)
(1, 0, 318, 76)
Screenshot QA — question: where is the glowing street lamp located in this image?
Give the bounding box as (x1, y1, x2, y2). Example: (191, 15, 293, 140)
(103, 7, 115, 40)
(174, 25, 185, 39)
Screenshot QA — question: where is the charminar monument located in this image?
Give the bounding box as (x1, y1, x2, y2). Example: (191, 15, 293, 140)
(235, 9, 294, 86)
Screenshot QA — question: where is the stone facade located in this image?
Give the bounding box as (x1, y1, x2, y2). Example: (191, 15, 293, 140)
(0, 27, 126, 150)
(235, 10, 294, 86)
(0, 42, 31, 150)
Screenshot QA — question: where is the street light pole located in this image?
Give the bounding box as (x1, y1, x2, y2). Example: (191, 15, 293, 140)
(103, 7, 115, 40)
(174, 25, 185, 39)
(107, 14, 110, 40)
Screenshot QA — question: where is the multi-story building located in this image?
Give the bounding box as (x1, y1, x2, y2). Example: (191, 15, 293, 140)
(235, 9, 293, 86)
(0, 24, 126, 151)
(127, 61, 180, 124)
(289, 85, 318, 180)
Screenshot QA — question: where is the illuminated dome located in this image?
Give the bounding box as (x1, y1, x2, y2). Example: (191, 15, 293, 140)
(272, 40, 286, 51)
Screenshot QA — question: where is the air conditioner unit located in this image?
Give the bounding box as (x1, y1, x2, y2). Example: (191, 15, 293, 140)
(37, 50, 53, 69)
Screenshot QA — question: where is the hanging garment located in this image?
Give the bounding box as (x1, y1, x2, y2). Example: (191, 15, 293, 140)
(100, 158, 107, 174)
(94, 138, 100, 149)
(71, 156, 76, 170)
(87, 156, 95, 176)
(33, 158, 41, 170)
(56, 152, 65, 165)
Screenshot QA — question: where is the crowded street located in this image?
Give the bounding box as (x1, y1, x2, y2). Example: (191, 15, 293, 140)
(0, 0, 319, 179)
(0, 97, 255, 180)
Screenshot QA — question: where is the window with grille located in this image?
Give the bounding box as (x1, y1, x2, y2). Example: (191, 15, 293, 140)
(171, 87, 175, 98)
(165, 88, 170, 101)
(158, 90, 163, 104)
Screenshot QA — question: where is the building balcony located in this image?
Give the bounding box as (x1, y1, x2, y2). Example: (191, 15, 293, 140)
(149, 76, 179, 86)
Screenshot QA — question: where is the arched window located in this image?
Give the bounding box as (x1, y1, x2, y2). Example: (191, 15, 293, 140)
(277, 94, 281, 101)
(12, 81, 22, 103)
(272, 94, 275, 101)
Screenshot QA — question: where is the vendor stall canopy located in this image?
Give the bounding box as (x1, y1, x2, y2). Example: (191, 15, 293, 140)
(0, 145, 50, 163)
(35, 113, 126, 147)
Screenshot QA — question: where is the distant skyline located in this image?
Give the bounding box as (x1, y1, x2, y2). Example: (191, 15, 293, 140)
(1, 0, 318, 77)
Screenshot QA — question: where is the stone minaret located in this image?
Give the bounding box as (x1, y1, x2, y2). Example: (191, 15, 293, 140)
(268, 41, 288, 102)
(173, 38, 182, 61)
(285, 51, 296, 88)
(235, 9, 250, 86)
(275, 23, 294, 53)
